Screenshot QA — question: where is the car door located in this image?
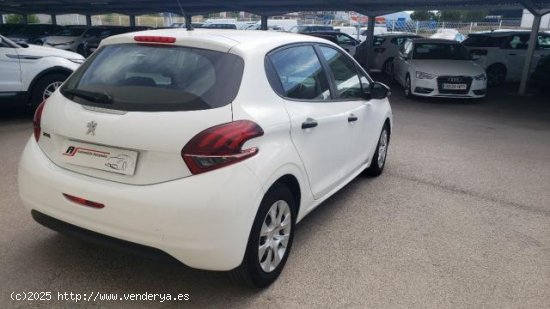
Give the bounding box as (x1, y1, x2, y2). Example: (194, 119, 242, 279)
(536, 33, 550, 67)
(0, 37, 22, 94)
(394, 40, 412, 85)
(317, 45, 379, 173)
(502, 34, 530, 81)
(267, 44, 356, 199)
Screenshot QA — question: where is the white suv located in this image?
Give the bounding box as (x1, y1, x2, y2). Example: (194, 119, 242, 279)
(0, 35, 84, 109)
(463, 31, 550, 86)
(18, 29, 392, 287)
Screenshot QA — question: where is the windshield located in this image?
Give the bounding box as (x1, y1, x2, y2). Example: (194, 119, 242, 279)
(54, 27, 87, 37)
(0, 35, 20, 48)
(61, 44, 244, 112)
(413, 43, 471, 60)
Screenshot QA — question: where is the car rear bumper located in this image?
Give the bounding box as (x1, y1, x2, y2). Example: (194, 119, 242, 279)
(18, 138, 264, 271)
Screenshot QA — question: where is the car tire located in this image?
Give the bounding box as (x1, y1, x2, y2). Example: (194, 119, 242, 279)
(231, 184, 296, 288)
(383, 58, 394, 76)
(29, 73, 68, 111)
(404, 74, 414, 98)
(486, 64, 506, 87)
(364, 124, 390, 177)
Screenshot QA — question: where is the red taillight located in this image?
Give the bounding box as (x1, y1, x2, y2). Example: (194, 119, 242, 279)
(374, 47, 386, 54)
(181, 120, 264, 174)
(33, 100, 46, 142)
(63, 193, 105, 209)
(134, 36, 176, 43)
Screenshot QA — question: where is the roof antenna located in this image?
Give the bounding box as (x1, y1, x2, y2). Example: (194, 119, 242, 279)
(176, 0, 194, 31)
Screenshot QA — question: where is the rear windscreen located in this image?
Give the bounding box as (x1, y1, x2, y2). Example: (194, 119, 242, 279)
(61, 44, 244, 112)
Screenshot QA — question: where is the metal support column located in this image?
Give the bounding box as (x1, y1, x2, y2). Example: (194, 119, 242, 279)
(518, 14, 541, 95)
(50, 14, 57, 25)
(129, 15, 136, 27)
(86, 15, 92, 26)
(22, 14, 28, 24)
(365, 15, 376, 70)
(261, 15, 268, 31)
(0, 14, 4, 25)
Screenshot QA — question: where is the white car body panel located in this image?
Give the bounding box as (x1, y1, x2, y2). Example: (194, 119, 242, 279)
(18, 29, 393, 271)
(0, 39, 83, 98)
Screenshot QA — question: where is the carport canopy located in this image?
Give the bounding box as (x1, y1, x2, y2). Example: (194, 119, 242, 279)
(1, 0, 550, 94)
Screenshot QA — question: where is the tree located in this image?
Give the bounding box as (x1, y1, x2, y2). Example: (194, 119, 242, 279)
(410, 11, 437, 21)
(5, 14, 40, 24)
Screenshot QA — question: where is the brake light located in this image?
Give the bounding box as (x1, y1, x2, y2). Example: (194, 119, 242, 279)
(374, 47, 386, 54)
(63, 193, 105, 209)
(181, 120, 264, 174)
(134, 36, 176, 43)
(33, 100, 46, 142)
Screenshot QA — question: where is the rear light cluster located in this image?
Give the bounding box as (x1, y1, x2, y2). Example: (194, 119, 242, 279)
(33, 100, 46, 142)
(134, 36, 176, 43)
(181, 120, 264, 174)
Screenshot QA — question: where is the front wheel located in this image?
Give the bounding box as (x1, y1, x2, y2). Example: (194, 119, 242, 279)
(364, 124, 390, 177)
(404, 74, 413, 98)
(29, 73, 67, 110)
(231, 184, 296, 288)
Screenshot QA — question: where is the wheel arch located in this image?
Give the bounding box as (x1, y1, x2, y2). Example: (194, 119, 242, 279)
(269, 174, 302, 218)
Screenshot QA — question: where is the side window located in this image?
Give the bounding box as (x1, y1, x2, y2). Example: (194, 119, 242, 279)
(269, 45, 331, 101)
(538, 35, 550, 50)
(319, 46, 363, 100)
(504, 35, 529, 50)
(337, 34, 353, 44)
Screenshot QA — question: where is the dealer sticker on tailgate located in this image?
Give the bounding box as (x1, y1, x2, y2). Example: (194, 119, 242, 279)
(60, 141, 138, 176)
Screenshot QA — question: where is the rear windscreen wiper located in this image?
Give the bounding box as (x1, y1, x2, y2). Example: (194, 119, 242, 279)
(63, 88, 113, 104)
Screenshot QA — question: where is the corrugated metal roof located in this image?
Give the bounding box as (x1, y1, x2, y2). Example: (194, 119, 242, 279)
(0, 0, 549, 16)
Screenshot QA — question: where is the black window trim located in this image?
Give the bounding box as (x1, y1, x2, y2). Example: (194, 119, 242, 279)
(265, 42, 373, 104)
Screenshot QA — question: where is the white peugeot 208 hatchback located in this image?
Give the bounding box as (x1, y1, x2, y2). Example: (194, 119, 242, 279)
(18, 29, 393, 287)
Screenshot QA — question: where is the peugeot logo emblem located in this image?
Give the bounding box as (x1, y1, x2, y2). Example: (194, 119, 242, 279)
(86, 121, 97, 136)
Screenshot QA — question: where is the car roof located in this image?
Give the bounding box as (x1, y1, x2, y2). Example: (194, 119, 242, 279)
(377, 32, 419, 37)
(410, 38, 462, 44)
(102, 28, 335, 54)
(469, 30, 530, 36)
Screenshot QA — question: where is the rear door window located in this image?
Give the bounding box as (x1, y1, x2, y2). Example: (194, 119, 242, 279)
(62, 44, 244, 111)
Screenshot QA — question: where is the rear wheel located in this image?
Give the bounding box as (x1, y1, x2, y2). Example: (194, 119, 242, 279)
(364, 124, 390, 177)
(29, 73, 68, 110)
(486, 64, 506, 87)
(231, 184, 296, 288)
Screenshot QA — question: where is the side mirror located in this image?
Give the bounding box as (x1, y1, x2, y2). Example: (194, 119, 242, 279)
(368, 82, 391, 99)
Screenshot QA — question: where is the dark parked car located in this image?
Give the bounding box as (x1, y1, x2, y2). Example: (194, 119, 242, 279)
(533, 54, 550, 94)
(82, 26, 150, 57)
(306, 31, 360, 55)
(0, 23, 25, 36)
(7, 24, 64, 45)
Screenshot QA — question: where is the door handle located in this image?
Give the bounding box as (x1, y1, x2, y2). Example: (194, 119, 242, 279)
(348, 114, 358, 122)
(301, 118, 318, 129)
(508, 53, 517, 56)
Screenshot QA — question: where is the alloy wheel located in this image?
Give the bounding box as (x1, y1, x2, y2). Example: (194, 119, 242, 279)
(42, 81, 63, 101)
(258, 200, 292, 273)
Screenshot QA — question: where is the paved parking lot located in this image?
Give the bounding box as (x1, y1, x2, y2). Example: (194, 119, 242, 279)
(1, 81, 549, 308)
